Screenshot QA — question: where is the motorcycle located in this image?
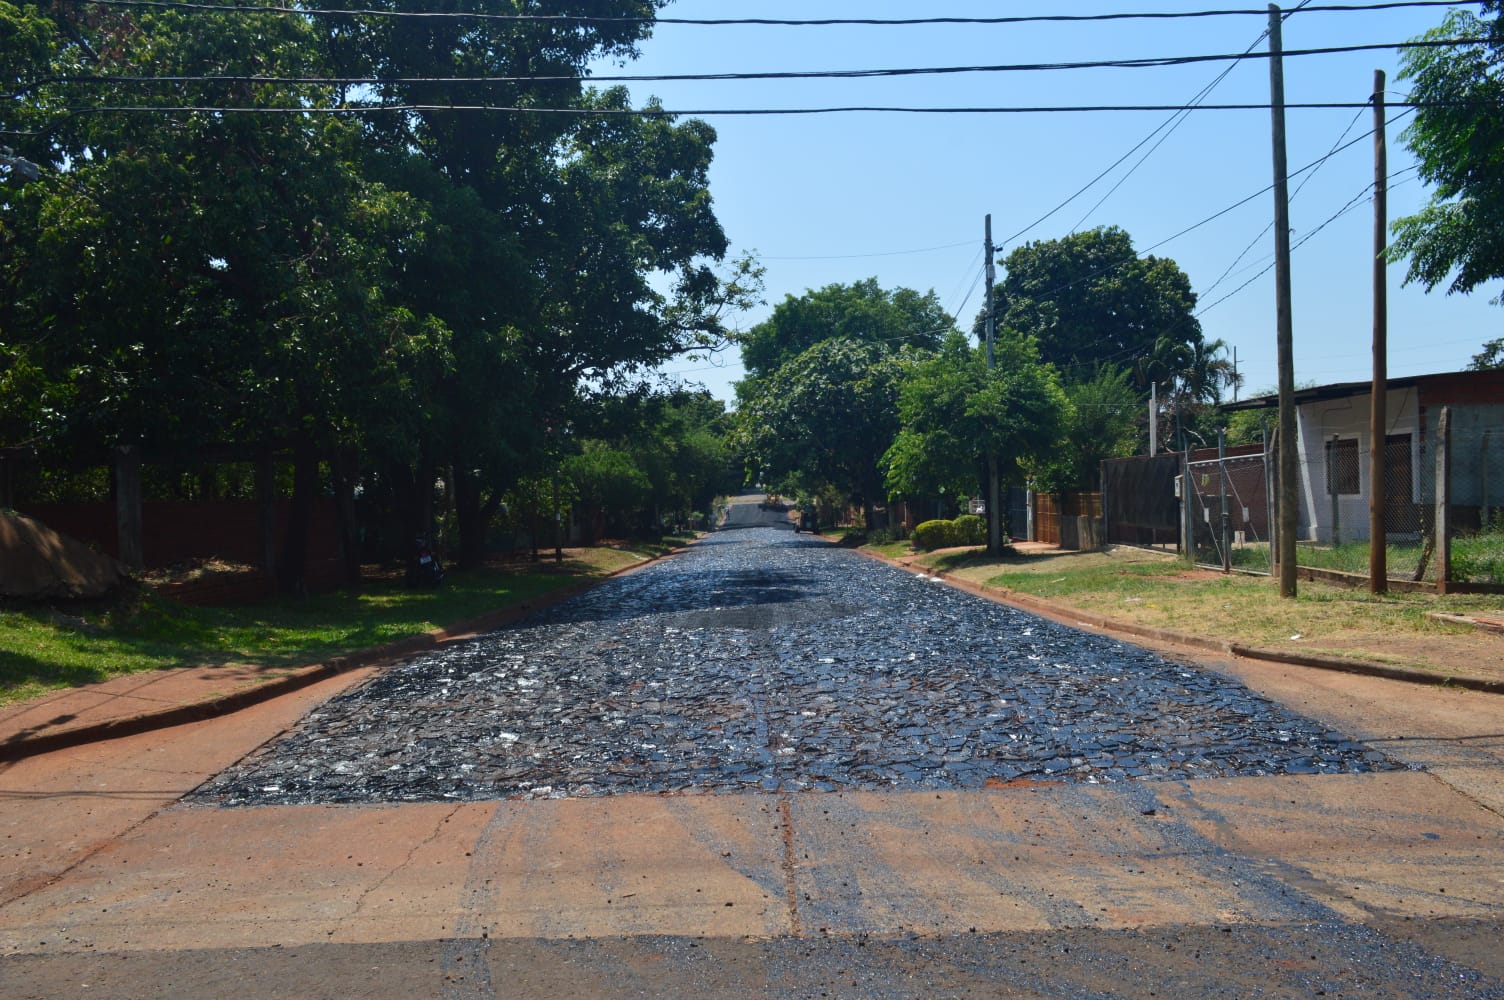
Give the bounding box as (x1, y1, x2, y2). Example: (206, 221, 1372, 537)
(406, 536, 446, 587)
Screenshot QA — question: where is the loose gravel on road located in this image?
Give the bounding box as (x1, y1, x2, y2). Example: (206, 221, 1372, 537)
(193, 528, 1398, 807)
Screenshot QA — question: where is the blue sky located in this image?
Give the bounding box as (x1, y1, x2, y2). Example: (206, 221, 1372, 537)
(591, 1, 1499, 404)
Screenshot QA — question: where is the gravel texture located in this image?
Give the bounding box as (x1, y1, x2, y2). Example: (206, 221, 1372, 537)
(193, 527, 1399, 807)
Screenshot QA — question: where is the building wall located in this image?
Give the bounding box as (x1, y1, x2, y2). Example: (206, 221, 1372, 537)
(1295, 386, 1421, 544)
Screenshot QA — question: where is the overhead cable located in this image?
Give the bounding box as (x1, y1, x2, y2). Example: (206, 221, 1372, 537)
(55, 0, 1475, 26)
(39, 99, 1494, 117)
(23, 39, 1478, 92)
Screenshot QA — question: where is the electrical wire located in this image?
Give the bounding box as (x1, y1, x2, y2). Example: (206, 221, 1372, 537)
(21, 39, 1478, 93)
(36, 98, 1496, 118)
(54, 0, 1474, 27)
(1201, 105, 1380, 297)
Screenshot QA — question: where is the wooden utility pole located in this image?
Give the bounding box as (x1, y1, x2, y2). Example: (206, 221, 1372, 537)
(984, 214, 1003, 554)
(1270, 4, 1299, 598)
(1369, 69, 1389, 593)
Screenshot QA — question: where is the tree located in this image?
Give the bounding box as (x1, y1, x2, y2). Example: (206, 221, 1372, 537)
(883, 331, 1067, 500)
(1032, 365, 1141, 492)
(980, 227, 1203, 393)
(565, 441, 651, 544)
(734, 338, 914, 527)
(739, 279, 951, 380)
(1472, 339, 1504, 369)
(1391, 3, 1504, 308)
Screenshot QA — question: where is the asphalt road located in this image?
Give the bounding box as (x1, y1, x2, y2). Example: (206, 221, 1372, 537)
(2, 501, 1503, 998)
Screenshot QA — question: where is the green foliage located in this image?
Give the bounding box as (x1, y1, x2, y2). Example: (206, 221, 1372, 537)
(910, 515, 986, 550)
(1030, 364, 1141, 492)
(1225, 408, 1272, 448)
(1392, 4, 1504, 307)
(565, 442, 650, 521)
(883, 331, 1068, 498)
(1, 1, 754, 577)
(1452, 516, 1504, 583)
(982, 227, 1206, 393)
(734, 334, 917, 525)
(738, 279, 953, 380)
(953, 514, 987, 546)
(1470, 337, 1504, 370)
(912, 519, 958, 551)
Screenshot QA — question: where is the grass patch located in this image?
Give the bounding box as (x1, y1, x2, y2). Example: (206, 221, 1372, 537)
(1295, 539, 1430, 580)
(864, 541, 1504, 676)
(0, 541, 680, 706)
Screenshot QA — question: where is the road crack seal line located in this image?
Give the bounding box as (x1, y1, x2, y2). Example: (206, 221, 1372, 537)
(777, 795, 804, 936)
(441, 800, 525, 999)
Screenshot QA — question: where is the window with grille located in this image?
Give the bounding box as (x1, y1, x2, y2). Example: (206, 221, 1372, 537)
(1325, 437, 1360, 495)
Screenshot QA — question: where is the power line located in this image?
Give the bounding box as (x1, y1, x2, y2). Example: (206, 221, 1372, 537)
(1195, 165, 1420, 316)
(54, 0, 1475, 27)
(38, 98, 1495, 118)
(1200, 104, 1379, 298)
(20, 39, 1478, 93)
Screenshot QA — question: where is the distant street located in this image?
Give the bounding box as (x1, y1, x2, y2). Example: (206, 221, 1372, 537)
(3, 498, 1503, 997)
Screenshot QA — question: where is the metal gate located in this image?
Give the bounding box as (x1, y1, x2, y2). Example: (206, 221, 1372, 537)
(1185, 451, 1273, 573)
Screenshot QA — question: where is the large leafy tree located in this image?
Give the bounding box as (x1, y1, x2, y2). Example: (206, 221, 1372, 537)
(981, 227, 1205, 393)
(734, 338, 915, 527)
(1, 2, 444, 591)
(2, 0, 751, 587)
(1392, 4, 1504, 306)
(883, 331, 1068, 500)
(739, 279, 951, 381)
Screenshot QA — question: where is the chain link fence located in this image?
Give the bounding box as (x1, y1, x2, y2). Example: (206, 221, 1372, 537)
(1185, 452, 1272, 574)
(1268, 405, 1500, 589)
(1434, 406, 1504, 588)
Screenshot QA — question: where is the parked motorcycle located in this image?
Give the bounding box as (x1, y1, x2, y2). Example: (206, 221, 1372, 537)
(406, 536, 446, 588)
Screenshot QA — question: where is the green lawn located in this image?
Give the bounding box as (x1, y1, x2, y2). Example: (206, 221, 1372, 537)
(0, 542, 678, 706)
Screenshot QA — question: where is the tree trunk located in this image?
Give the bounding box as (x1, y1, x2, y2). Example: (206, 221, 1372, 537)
(331, 446, 362, 591)
(114, 444, 144, 571)
(277, 432, 318, 598)
(454, 465, 488, 571)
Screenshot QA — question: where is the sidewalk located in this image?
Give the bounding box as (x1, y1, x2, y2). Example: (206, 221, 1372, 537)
(4, 543, 1502, 761)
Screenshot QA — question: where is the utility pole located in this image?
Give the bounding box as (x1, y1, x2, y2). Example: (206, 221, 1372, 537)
(984, 214, 1003, 554)
(1269, 4, 1299, 598)
(1369, 69, 1389, 593)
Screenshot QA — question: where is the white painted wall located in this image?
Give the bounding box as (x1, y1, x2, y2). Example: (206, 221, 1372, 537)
(1294, 386, 1421, 544)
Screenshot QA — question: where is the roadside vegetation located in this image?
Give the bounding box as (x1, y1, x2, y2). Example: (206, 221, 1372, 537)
(0, 540, 687, 706)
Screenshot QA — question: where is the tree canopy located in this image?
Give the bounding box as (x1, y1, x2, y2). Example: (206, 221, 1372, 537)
(1392, 3, 1504, 308)
(733, 337, 915, 526)
(738, 279, 952, 381)
(0, 0, 747, 584)
(980, 227, 1205, 393)
(883, 331, 1068, 501)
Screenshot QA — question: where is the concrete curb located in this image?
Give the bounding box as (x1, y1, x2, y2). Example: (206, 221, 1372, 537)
(0, 546, 687, 761)
(857, 547, 1504, 697)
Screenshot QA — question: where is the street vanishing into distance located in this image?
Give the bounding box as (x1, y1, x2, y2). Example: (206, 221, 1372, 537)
(3, 501, 1504, 998)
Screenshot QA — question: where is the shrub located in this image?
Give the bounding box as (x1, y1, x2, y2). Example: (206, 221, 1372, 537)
(913, 519, 958, 551)
(953, 514, 986, 546)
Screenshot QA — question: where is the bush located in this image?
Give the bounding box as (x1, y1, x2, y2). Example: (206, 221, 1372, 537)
(913, 519, 958, 551)
(866, 524, 910, 546)
(953, 514, 986, 546)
